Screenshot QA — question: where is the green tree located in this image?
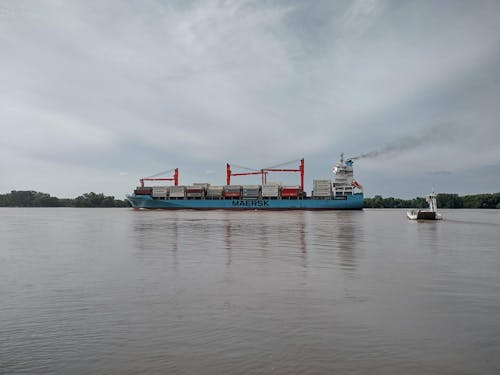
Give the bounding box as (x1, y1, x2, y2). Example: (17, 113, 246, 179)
(72, 192, 130, 207)
(437, 193, 463, 208)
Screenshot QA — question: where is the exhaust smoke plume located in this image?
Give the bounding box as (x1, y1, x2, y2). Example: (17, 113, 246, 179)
(349, 123, 455, 160)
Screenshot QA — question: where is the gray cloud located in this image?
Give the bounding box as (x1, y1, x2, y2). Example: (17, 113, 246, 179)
(427, 171, 453, 176)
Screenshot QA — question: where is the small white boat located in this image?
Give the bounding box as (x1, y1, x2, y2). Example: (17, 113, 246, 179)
(407, 193, 442, 220)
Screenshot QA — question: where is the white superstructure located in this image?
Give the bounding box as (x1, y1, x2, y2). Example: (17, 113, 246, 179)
(332, 153, 363, 197)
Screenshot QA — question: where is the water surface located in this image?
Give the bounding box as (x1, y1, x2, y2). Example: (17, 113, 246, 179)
(1, 208, 499, 374)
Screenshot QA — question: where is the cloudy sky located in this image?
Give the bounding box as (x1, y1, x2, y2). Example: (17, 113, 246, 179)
(1, 0, 500, 199)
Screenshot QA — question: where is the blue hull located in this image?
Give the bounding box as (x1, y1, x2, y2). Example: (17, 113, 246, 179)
(126, 194, 364, 210)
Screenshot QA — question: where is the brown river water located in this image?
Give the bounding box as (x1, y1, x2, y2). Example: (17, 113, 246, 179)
(1, 208, 499, 374)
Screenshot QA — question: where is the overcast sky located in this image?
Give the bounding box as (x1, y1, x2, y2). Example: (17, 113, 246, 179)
(1, 0, 500, 198)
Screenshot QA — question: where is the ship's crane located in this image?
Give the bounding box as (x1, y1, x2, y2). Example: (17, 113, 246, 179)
(262, 159, 304, 191)
(226, 159, 305, 191)
(140, 168, 179, 187)
(226, 164, 268, 185)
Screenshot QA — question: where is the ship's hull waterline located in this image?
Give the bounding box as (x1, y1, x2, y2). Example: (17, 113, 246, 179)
(126, 194, 364, 210)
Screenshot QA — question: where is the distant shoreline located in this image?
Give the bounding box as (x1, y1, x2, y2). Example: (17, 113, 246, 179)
(1, 190, 499, 209)
(0, 191, 130, 208)
(364, 192, 500, 209)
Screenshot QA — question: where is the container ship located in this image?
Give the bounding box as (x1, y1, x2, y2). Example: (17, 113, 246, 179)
(126, 154, 363, 210)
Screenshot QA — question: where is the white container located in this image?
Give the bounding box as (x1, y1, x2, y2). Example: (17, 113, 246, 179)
(313, 180, 332, 188)
(186, 186, 204, 198)
(313, 180, 332, 197)
(152, 186, 168, 198)
(206, 186, 223, 198)
(262, 184, 280, 197)
(169, 186, 186, 198)
(242, 185, 260, 198)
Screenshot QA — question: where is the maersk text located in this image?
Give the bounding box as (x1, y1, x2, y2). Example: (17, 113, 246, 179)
(232, 200, 270, 207)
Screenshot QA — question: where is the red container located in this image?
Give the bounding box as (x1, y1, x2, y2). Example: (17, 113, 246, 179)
(186, 188, 203, 193)
(224, 191, 241, 198)
(134, 188, 153, 195)
(281, 188, 299, 197)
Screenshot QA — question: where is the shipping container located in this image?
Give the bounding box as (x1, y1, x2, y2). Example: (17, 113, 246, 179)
(281, 186, 300, 198)
(223, 185, 242, 198)
(242, 185, 260, 198)
(169, 186, 186, 198)
(313, 179, 332, 198)
(223, 191, 241, 198)
(242, 191, 260, 198)
(261, 184, 280, 198)
(207, 186, 224, 191)
(206, 186, 224, 199)
(186, 186, 204, 198)
(152, 186, 168, 198)
(134, 187, 153, 195)
(186, 187, 204, 193)
(313, 180, 332, 188)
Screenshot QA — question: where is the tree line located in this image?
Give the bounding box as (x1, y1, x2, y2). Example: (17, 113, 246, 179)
(2, 190, 499, 209)
(364, 193, 500, 209)
(0, 191, 131, 207)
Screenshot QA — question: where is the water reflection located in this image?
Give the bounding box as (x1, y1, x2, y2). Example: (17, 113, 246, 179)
(129, 210, 363, 273)
(296, 212, 308, 267)
(334, 212, 361, 272)
(170, 218, 179, 267)
(307, 211, 362, 272)
(416, 220, 440, 254)
(131, 211, 179, 270)
(218, 211, 309, 267)
(258, 219, 269, 258)
(224, 215, 232, 266)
